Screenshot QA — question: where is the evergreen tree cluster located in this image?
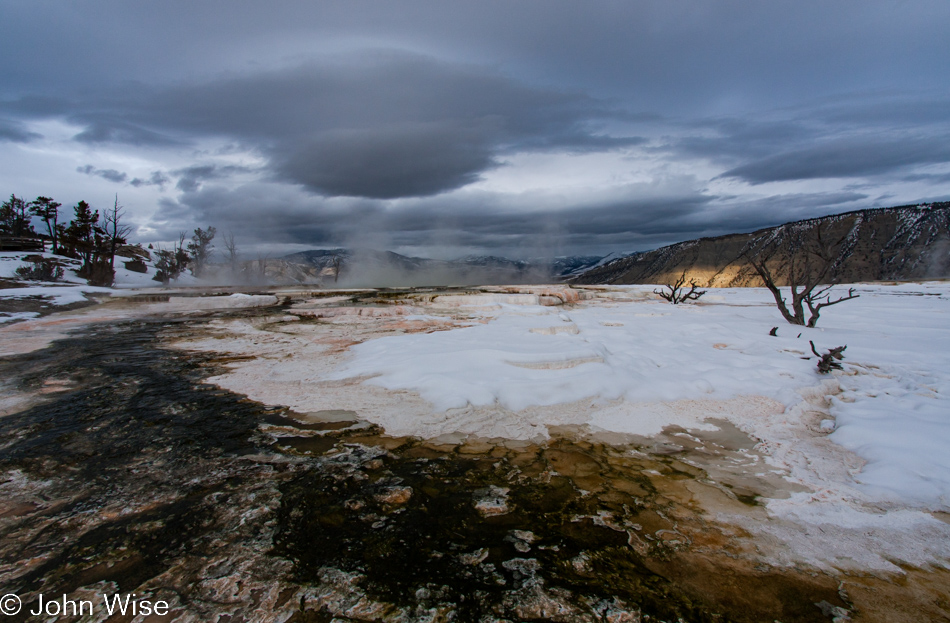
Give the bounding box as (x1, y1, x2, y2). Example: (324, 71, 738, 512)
(0, 194, 36, 238)
(152, 227, 216, 286)
(2, 193, 130, 286)
(4, 191, 219, 288)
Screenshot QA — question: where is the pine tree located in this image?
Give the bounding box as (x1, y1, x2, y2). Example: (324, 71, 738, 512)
(187, 226, 216, 278)
(1, 194, 35, 237)
(29, 196, 62, 252)
(62, 201, 102, 274)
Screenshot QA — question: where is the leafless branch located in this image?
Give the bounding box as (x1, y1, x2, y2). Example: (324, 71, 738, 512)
(103, 195, 133, 268)
(223, 231, 239, 276)
(742, 225, 858, 327)
(810, 341, 847, 373)
(654, 270, 706, 304)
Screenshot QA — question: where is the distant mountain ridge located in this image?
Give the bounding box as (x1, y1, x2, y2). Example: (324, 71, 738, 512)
(255, 248, 603, 286)
(572, 202, 950, 287)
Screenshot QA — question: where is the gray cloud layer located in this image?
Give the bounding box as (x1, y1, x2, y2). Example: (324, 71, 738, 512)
(7, 54, 638, 199)
(77, 165, 128, 184)
(0, 118, 40, 143)
(151, 176, 874, 259)
(721, 134, 950, 184)
(2, 1, 949, 256)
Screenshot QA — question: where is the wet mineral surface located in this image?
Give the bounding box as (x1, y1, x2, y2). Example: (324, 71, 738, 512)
(0, 306, 944, 622)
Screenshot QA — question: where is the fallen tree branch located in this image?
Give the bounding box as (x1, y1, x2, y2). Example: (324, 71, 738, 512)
(810, 341, 847, 374)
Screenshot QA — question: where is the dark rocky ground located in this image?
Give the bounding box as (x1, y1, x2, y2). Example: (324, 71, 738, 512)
(0, 278, 102, 320)
(0, 307, 938, 622)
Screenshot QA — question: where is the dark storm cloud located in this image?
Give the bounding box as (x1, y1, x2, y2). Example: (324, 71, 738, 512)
(720, 134, 950, 184)
(153, 176, 874, 257)
(275, 124, 497, 199)
(78, 165, 170, 189)
(903, 172, 950, 185)
(4, 53, 640, 199)
(3, 1, 950, 256)
(172, 55, 639, 197)
(77, 165, 128, 184)
(693, 192, 869, 235)
(150, 197, 199, 234)
(4, 1, 949, 114)
(130, 171, 171, 189)
(146, 179, 717, 251)
(665, 94, 950, 185)
(73, 119, 183, 146)
(553, 134, 648, 153)
(673, 118, 815, 163)
(813, 95, 950, 127)
(0, 118, 40, 143)
(173, 165, 249, 193)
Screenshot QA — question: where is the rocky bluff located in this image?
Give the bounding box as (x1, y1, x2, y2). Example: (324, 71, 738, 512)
(572, 202, 950, 287)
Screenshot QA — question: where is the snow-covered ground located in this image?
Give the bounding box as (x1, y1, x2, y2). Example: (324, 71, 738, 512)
(331, 283, 950, 511)
(0, 251, 201, 322)
(2, 277, 949, 573)
(165, 281, 950, 572)
(0, 250, 199, 288)
(0, 283, 112, 307)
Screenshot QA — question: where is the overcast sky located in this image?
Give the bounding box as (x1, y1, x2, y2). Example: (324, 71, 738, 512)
(2, 0, 949, 258)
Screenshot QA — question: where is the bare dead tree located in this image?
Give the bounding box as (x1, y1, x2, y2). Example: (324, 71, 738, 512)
(103, 195, 133, 269)
(744, 227, 859, 327)
(256, 254, 268, 283)
(331, 256, 341, 283)
(654, 271, 706, 304)
(174, 232, 190, 276)
(810, 341, 846, 374)
(222, 231, 239, 276)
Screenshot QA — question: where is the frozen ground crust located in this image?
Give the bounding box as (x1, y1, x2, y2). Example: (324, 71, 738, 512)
(0, 250, 195, 288)
(17, 280, 934, 573)
(1, 284, 946, 620)
(328, 285, 950, 507)
(0, 292, 278, 357)
(323, 283, 950, 573)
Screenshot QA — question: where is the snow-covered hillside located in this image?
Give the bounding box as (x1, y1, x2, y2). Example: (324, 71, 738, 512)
(0, 251, 197, 322)
(0, 250, 175, 287)
(574, 201, 950, 286)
